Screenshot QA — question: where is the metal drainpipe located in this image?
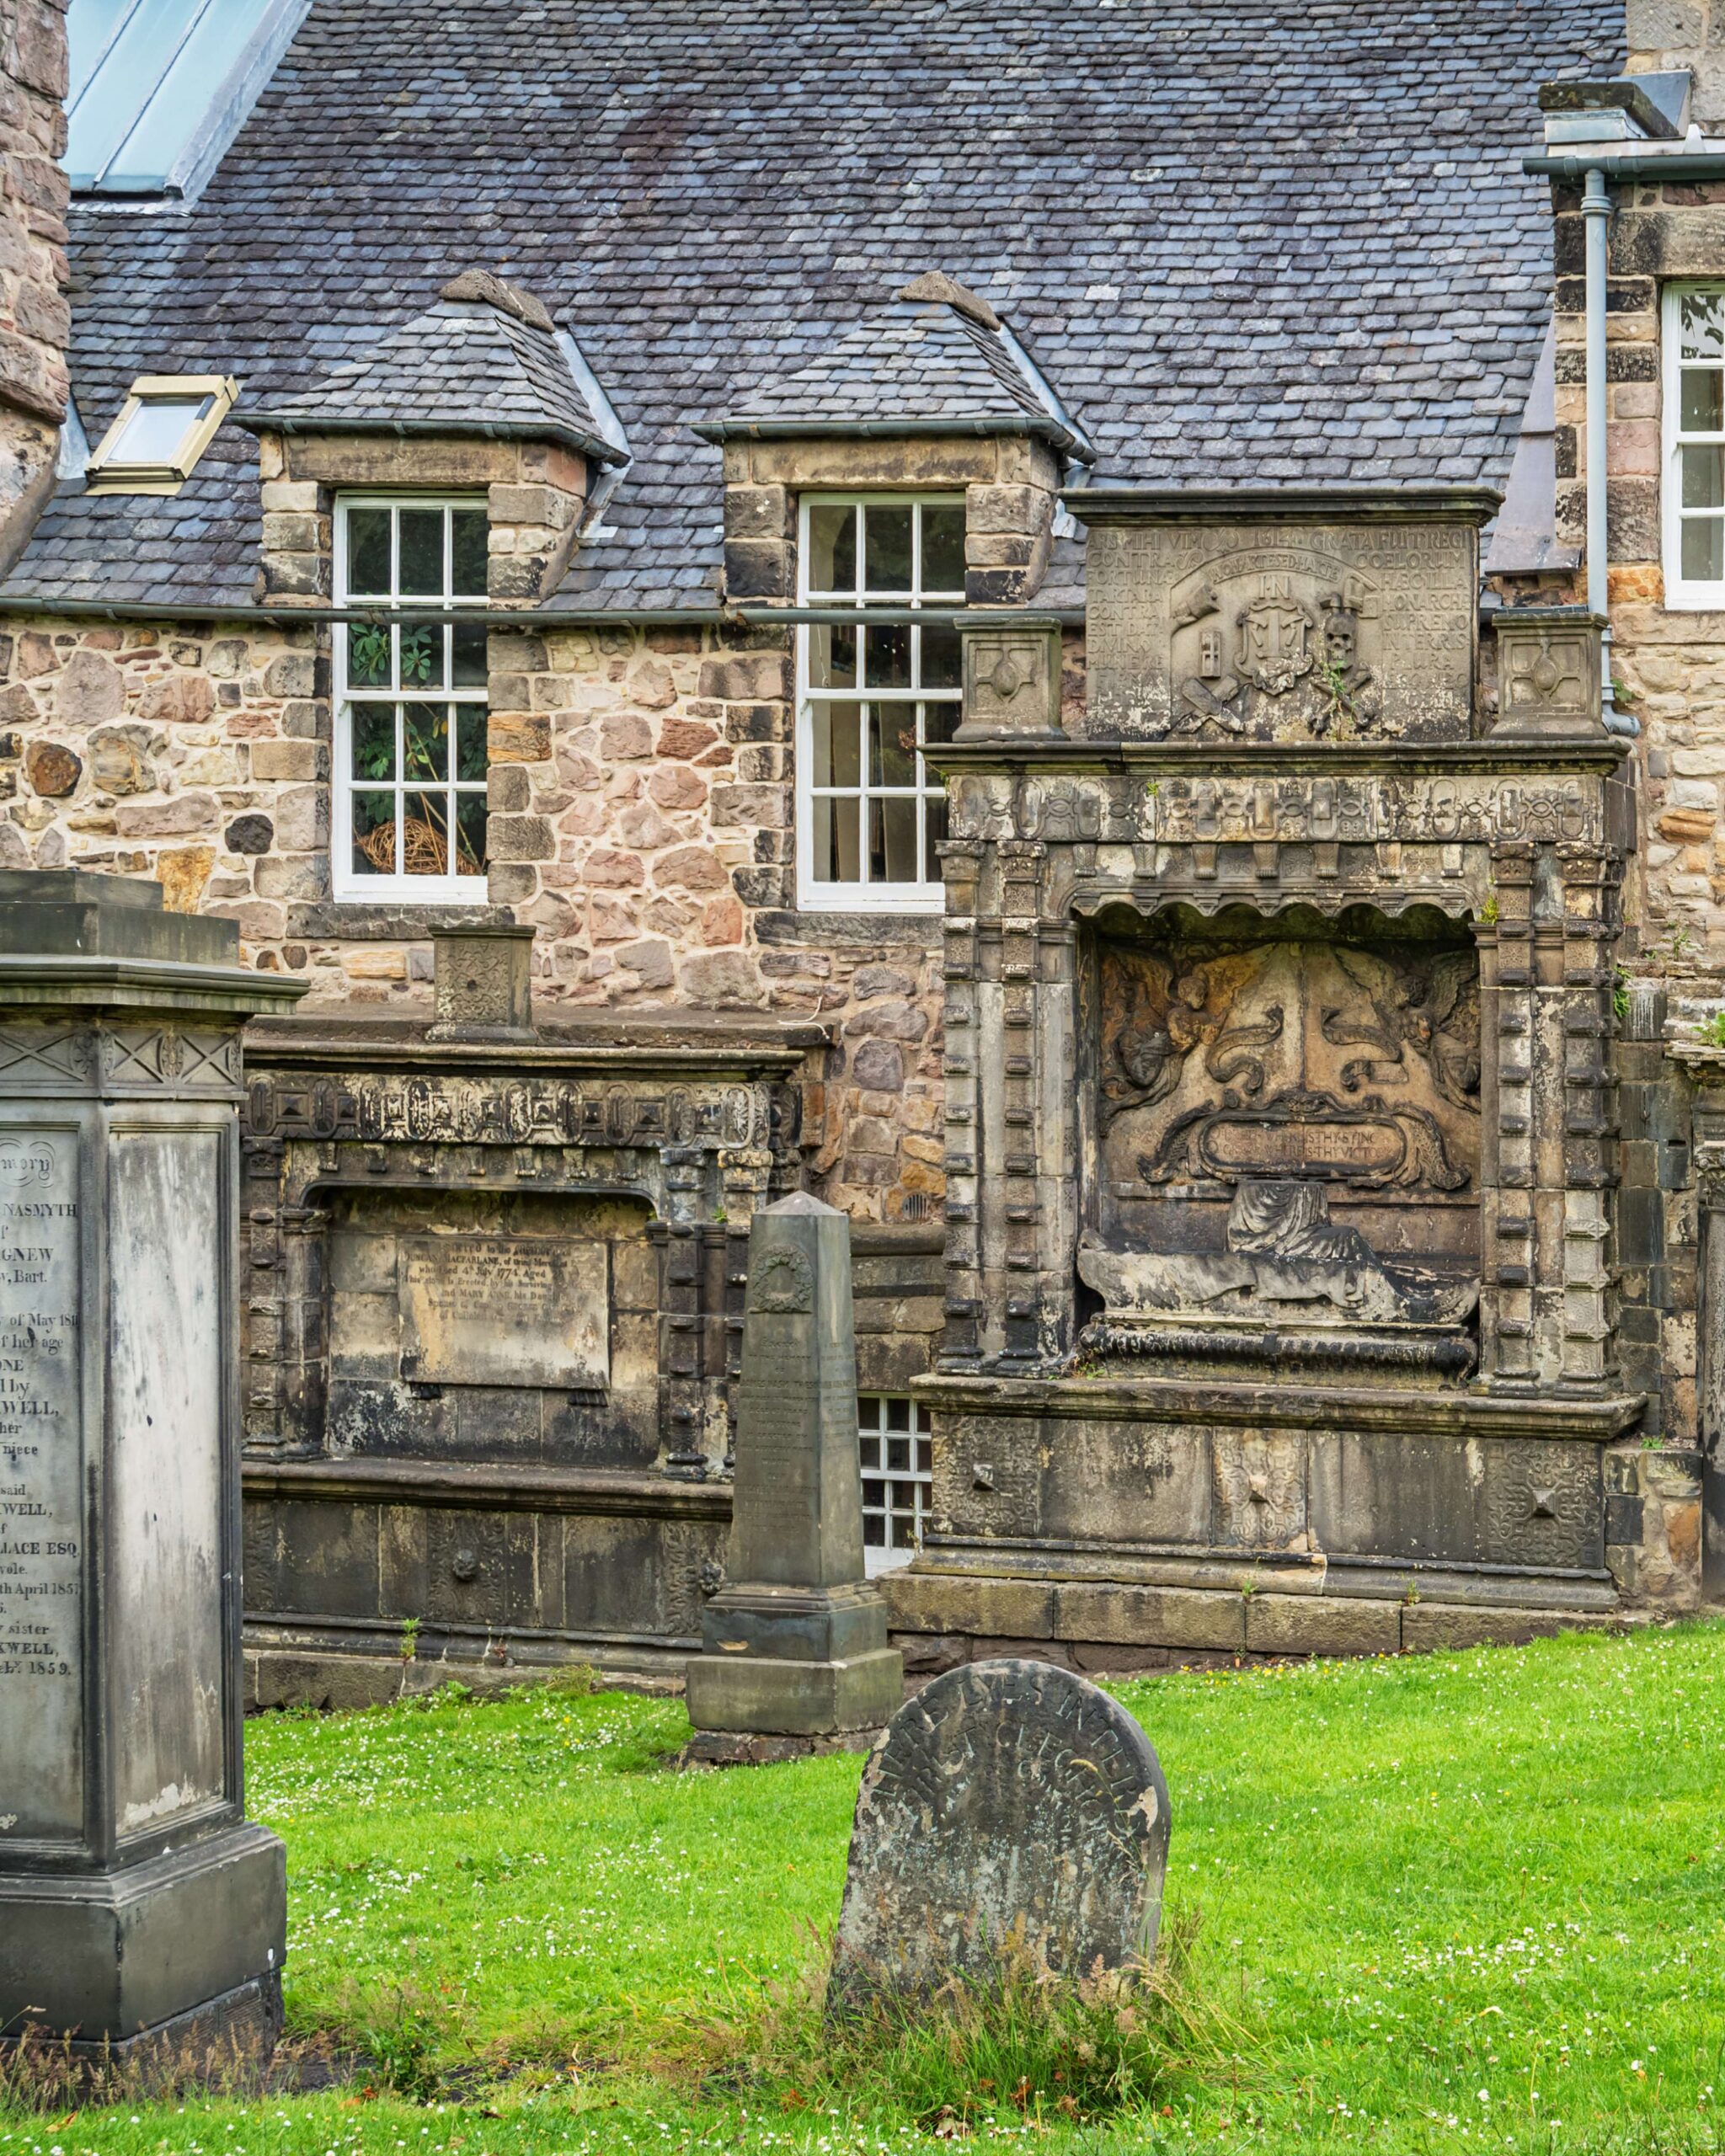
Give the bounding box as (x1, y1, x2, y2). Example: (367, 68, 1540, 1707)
(1584, 163, 1637, 737)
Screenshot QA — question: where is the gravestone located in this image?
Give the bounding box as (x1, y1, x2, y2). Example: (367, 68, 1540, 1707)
(0, 870, 303, 2079)
(828, 1659, 1171, 2005)
(684, 1193, 902, 1758)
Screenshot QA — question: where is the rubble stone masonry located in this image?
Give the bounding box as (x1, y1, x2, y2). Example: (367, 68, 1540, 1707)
(0, 609, 945, 1219)
(0, 0, 67, 560)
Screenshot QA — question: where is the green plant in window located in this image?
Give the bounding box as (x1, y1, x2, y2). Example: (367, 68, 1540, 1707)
(350, 622, 392, 684)
(398, 627, 435, 686)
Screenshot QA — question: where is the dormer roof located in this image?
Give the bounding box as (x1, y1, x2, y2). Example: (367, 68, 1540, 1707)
(696, 276, 1093, 461)
(235, 274, 626, 465)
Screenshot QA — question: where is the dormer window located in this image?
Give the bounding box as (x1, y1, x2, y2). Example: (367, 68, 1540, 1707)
(84, 375, 236, 494)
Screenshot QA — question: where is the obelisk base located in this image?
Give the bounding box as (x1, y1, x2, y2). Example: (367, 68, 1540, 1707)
(686, 1579, 903, 1741)
(0, 1823, 286, 2087)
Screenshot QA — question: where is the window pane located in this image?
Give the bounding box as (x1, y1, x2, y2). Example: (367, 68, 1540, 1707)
(807, 623, 857, 690)
(807, 503, 857, 595)
(886, 1397, 910, 1430)
(868, 704, 917, 787)
(350, 704, 397, 782)
(352, 791, 395, 876)
(454, 794, 488, 878)
(451, 620, 488, 689)
(107, 394, 211, 467)
(398, 508, 444, 595)
(921, 505, 966, 594)
(403, 703, 449, 782)
(811, 701, 862, 787)
(925, 795, 948, 873)
(1683, 444, 1725, 509)
(812, 795, 860, 883)
(1682, 369, 1725, 434)
(870, 796, 919, 883)
(401, 792, 451, 876)
(456, 706, 489, 782)
(347, 622, 393, 689)
(922, 699, 959, 749)
(863, 622, 911, 689)
(345, 508, 391, 597)
(394, 625, 435, 690)
(1682, 515, 1725, 582)
(1680, 289, 1725, 363)
(864, 504, 913, 591)
(451, 509, 488, 597)
(920, 622, 962, 689)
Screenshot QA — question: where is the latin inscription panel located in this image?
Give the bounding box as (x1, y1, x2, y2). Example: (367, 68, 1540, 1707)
(399, 1235, 609, 1391)
(0, 1128, 82, 1840)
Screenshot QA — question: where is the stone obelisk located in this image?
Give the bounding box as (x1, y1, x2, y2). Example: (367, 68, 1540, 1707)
(0, 870, 303, 2079)
(685, 1193, 902, 1759)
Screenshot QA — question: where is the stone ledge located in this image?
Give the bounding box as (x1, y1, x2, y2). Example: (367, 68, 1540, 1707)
(243, 1456, 733, 1518)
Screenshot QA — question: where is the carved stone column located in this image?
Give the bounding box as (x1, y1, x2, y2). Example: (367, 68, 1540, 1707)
(937, 840, 985, 1369)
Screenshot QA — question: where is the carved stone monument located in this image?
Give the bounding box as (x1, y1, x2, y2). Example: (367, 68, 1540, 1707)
(828, 1659, 1171, 2005)
(0, 871, 302, 2076)
(685, 1193, 902, 1758)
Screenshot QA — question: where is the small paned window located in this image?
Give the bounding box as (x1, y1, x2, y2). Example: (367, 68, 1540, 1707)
(1664, 286, 1725, 607)
(84, 373, 235, 493)
(858, 1394, 934, 1575)
(334, 499, 490, 902)
(797, 495, 965, 910)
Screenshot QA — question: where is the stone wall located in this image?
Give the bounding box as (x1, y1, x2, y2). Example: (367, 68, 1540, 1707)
(0, 608, 947, 1218)
(1628, 0, 1725, 127)
(0, 0, 67, 566)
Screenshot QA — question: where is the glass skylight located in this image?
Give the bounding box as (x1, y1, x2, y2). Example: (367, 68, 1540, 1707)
(84, 375, 236, 492)
(66, 0, 311, 198)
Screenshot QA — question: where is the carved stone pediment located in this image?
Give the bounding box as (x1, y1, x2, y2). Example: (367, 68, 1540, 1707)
(1071, 489, 1493, 744)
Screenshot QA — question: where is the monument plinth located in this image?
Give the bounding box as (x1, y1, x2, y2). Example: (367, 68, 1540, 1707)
(685, 1193, 902, 1759)
(0, 871, 303, 2079)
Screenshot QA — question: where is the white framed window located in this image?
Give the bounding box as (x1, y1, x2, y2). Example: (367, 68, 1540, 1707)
(796, 494, 965, 910)
(333, 498, 490, 902)
(84, 373, 236, 494)
(858, 1394, 934, 1575)
(1664, 285, 1725, 609)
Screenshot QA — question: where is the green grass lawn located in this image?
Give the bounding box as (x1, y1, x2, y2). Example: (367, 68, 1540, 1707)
(11, 1620, 1725, 2154)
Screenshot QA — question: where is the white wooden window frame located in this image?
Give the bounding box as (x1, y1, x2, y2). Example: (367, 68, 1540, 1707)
(333, 495, 490, 904)
(1663, 283, 1725, 611)
(795, 493, 965, 912)
(857, 1394, 934, 1576)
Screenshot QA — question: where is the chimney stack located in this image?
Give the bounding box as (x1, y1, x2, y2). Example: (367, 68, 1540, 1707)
(0, 0, 68, 571)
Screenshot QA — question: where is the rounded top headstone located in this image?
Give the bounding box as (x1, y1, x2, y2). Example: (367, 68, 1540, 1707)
(828, 1658, 1171, 2005)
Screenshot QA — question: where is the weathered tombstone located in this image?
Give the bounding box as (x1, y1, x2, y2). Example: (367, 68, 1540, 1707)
(685, 1193, 902, 1759)
(0, 870, 303, 2079)
(828, 1659, 1171, 2006)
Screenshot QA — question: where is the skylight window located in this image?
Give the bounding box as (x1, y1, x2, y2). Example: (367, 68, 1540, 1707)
(84, 375, 236, 493)
(66, 0, 312, 200)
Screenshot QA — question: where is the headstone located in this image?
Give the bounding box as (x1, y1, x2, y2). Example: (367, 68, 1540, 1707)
(0, 870, 303, 2080)
(828, 1659, 1171, 2006)
(684, 1193, 902, 1753)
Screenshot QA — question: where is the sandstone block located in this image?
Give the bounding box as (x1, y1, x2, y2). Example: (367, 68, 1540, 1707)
(488, 814, 556, 863)
(1400, 1603, 1608, 1652)
(23, 739, 79, 797)
(1244, 1593, 1401, 1657)
(678, 948, 767, 1006)
(51, 648, 123, 723)
(156, 844, 216, 915)
(698, 653, 791, 703)
(1052, 1583, 1246, 1652)
(882, 1573, 1054, 1639)
(583, 846, 645, 886)
(654, 844, 727, 891)
(114, 792, 221, 838)
(489, 713, 551, 763)
(850, 1038, 905, 1091)
(249, 738, 322, 783)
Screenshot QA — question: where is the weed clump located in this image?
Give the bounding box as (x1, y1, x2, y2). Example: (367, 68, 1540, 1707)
(685, 1908, 1258, 2129)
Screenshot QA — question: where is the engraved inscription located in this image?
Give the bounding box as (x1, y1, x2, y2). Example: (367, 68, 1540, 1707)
(398, 1235, 609, 1390)
(830, 1661, 1172, 2004)
(0, 1131, 82, 1837)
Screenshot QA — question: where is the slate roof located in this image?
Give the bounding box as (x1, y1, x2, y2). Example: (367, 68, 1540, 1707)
(4, 0, 1621, 615)
(702, 284, 1094, 459)
(235, 280, 623, 463)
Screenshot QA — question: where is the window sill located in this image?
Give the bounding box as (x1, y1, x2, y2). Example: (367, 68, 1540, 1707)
(288, 900, 515, 942)
(755, 908, 943, 947)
